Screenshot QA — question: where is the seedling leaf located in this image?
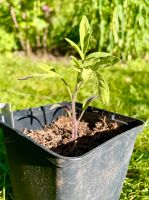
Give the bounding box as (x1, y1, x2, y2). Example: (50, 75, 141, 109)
(77, 68, 92, 84)
(38, 63, 55, 73)
(71, 56, 81, 70)
(79, 16, 90, 53)
(95, 72, 110, 104)
(83, 55, 119, 70)
(82, 95, 97, 111)
(83, 32, 91, 55)
(65, 38, 84, 60)
(99, 56, 120, 68)
(86, 52, 111, 59)
(81, 68, 93, 82)
(32, 71, 60, 78)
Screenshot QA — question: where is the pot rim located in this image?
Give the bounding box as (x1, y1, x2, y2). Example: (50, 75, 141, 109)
(0, 102, 144, 160)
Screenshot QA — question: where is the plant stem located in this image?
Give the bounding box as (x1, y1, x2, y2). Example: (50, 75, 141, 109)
(71, 75, 83, 139)
(72, 92, 78, 139)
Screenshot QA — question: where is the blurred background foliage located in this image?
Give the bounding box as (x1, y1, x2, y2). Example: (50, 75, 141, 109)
(0, 0, 148, 59)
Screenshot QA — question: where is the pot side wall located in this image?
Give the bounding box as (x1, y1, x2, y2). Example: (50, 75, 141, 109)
(2, 125, 143, 200)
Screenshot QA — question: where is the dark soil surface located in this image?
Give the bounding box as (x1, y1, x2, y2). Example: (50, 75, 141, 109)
(23, 116, 120, 156)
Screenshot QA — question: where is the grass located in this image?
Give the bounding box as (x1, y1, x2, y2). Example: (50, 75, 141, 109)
(0, 54, 149, 199)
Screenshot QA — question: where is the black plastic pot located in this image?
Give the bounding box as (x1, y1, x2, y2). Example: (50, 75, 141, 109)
(0, 103, 144, 200)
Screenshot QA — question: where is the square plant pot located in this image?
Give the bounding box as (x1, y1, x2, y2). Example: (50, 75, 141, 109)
(0, 102, 144, 200)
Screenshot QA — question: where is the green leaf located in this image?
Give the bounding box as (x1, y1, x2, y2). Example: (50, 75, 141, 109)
(71, 56, 81, 69)
(98, 56, 120, 68)
(18, 73, 57, 80)
(79, 16, 90, 53)
(36, 63, 62, 78)
(77, 68, 93, 84)
(77, 69, 93, 84)
(31, 72, 60, 79)
(18, 76, 33, 80)
(83, 32, 91, 55)
(38, 63, 55, 73)
(73, 67, 81, 73)
(82, 95, 97, 111)
(77, 71, 83, 84)
(83, 57, 100, 70)
(18, 69, 61, 80)
(95, 72, 110, 104)
(86, 52, 111, 59)
(82, 68, 93, 82)
(83, 55, 119, 70)
(65, 38, 84, 60)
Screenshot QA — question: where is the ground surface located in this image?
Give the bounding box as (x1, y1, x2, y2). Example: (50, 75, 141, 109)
(0, 54, 149, 199)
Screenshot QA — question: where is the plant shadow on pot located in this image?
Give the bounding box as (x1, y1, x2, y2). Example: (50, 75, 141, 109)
(0, 103, 144, 200)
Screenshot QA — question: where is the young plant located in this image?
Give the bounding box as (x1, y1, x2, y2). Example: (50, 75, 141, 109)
(19, 16, 119, 139)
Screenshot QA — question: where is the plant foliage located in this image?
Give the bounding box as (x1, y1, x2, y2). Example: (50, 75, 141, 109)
(20, 16, 119, 138)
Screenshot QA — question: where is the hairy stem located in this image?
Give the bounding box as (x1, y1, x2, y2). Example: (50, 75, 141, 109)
(72, 92, 78, 139)
(71, 75, 83, 139)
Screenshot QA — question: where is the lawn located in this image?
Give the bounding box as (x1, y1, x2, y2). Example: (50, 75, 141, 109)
(0, 54, 149, 199)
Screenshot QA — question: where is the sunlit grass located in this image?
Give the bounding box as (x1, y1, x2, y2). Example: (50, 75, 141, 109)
(0, 54, 149, 199)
